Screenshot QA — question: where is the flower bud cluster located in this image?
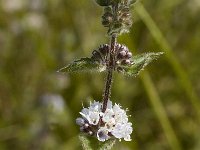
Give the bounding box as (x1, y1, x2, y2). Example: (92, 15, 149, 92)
(91, 44, 110, 64)
(99, 0, 134, 35)
(115, 43, 133, 72)
(76, 100, 133, 142)
(117, 5, 132, 31)
(91, 44, 133, 71)
(102, 7, 113, 27)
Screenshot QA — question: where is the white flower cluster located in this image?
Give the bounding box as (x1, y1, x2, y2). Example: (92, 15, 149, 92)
(76, 100, 133, 142)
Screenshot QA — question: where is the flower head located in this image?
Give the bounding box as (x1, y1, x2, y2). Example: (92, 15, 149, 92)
(76, 100, 133, 142)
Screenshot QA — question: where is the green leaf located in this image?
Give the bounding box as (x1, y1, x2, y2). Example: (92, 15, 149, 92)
(121, 52, 164, 76)
(98, 139, 116, 150)
(79, 134, 92, 150)
(58, 57, 106, 73)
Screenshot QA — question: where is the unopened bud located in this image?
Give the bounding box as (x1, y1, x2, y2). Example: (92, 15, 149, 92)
(125, 59, 131, 64)
(117, 51, 126, 59)
(76, 118, 85, 126)
(121, 59, 131, 65)
(92, 50, 102, 61)
(102, 20, 110, 27)
(99, 44, 109, 55)
(102, 12, 113, 27)
(121, 45, 129, 52)
(126, 52, 132, 58)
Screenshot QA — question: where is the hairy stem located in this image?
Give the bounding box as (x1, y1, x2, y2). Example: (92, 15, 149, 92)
(102, 3, 118, 112)
(102, 35, 116, 112)
(102, 70, 113, 112)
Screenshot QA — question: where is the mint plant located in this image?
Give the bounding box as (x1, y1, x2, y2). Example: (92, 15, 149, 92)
(58, 0, 163, 148)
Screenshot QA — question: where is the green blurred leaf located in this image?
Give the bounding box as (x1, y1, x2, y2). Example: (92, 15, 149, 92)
(58, 57, 107, 73)
(79, 134, 116, 150)
(121, 52, 164, 76)
(98, 139, 116, 150)
(79, 134, 92, 150)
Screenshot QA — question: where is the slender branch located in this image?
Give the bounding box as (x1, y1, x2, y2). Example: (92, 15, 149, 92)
(102, 35, 116, 112)
(102, 70, 113, 112)
(102, 3, 118, 112)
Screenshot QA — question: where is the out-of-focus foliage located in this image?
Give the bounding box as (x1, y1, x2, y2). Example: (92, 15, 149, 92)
(0, 0, 200, 150)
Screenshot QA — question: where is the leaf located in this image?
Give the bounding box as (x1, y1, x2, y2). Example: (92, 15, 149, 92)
(121, 52, 164, 76)
(58, 57, 107, 73)
(130, 0, 137, 5)
(98, 139, 116, 150)
(79, 134, 93, 150)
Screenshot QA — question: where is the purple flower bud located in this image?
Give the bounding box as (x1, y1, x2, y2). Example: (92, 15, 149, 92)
(121, 59, 131, 65)
(124, 46, 129, 52)
(120, 51, 126, 56)
(76, 118, 85, 126)
(102, 12, 113, 27)
(99, 44, 109, 56)
(125, 59, 131, 64)
(126, 52, 132, 58)
(117, 51, 126, 59)
(92, 50, 103, 62)
(120, 45, 129, 53)
(115, 44, 121, 51)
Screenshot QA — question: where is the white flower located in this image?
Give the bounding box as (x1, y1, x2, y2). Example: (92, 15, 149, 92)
(76, 100, 133, 142)
(102, 109, 114, 123)
(79, 108, 89, 120)
(88, 111, 100, 125)
(106, 100, 113, 109)
(80, 108, 100, 125)
(89, 101, 102, 112)
(97, 127, 110, 142)
(111, 122, 133, 141)
(113, 104, 128, 124)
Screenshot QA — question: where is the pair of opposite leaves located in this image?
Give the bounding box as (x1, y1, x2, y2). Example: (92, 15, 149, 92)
(58, 51, 164, 77)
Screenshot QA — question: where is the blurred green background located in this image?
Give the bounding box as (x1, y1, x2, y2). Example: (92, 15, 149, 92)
(0, 0, 200, 149)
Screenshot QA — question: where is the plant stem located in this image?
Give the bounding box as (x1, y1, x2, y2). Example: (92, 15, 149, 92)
(102, 70, 113, 112)
(102, 3, 118, 112)
(102, 35, 117, 112)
